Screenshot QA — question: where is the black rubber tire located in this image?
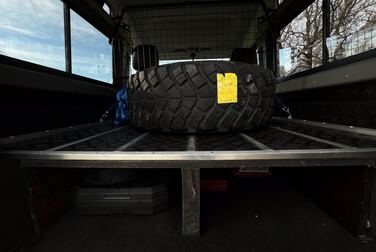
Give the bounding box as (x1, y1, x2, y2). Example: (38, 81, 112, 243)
(128, 61, 275, 132)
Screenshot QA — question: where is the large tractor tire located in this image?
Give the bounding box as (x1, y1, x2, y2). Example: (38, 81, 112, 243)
(128, 61, 275, 132)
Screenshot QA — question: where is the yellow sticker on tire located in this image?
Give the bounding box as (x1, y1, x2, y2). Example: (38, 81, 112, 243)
(217, 73, 238, 104)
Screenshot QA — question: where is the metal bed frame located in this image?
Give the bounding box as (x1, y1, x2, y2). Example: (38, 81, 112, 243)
(1, 117, 375, 168)
(1, 117, 375, 235)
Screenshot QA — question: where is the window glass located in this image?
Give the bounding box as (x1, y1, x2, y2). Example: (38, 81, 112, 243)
(71, 10, 112, 83)
(0, 0, 65, 70)
(326, 0, 376, 62)
(277, 0, 323, 77)
(103, 3, 111, 15)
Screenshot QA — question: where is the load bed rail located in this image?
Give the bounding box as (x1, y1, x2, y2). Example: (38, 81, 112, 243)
(1, 117, 375, 169)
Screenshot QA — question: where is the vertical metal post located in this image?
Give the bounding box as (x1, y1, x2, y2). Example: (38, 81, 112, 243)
(322, 0, 330, 64)
(182, 135, 200, 235)
(260, 0, 278, 74)
(257, 48, 265, 67)
(181, 168, 200, 236)
(358, 166, 375, 239)
(0, 159, 39, 251)
(265, 32, 277, 73)
(64, 3, 72, 74)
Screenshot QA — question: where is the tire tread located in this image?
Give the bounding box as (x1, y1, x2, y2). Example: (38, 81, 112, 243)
(128, 61, 275, 132)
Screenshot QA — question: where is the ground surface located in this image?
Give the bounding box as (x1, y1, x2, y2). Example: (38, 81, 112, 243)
(27, 179, 375, 252)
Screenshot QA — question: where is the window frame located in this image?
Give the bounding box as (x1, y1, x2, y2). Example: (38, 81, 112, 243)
(0, 0, 113, 86)
(276, 0, 376, 81)
(69, 7, 113, 84)
(277, 48, 376, 83)
(0, 54, 114, 90)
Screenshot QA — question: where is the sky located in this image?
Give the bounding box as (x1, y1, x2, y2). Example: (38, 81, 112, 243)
(278, 48, 292, 73)
(0, 0, 113, 83)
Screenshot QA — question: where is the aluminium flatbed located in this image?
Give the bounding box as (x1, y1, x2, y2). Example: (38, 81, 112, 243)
(1, 117, 375, 235)
(1, 117, 375, 169)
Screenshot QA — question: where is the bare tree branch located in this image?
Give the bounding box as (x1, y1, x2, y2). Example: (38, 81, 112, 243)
(278, 0, 376, 77)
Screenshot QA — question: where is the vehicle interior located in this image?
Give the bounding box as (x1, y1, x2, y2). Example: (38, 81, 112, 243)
(0, 0, 375, 251)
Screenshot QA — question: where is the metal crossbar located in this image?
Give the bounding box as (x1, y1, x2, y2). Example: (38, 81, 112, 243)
(273, 117, 376, 138)
(1, 118, 375, 169)
(187, 135, 197, 151)
(115, 132, 150, 151)
(268, 126, 353, 149)
(46, 127, 125, 151)
(0, 122, 111, 147)
(239, 133, 273, 150)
